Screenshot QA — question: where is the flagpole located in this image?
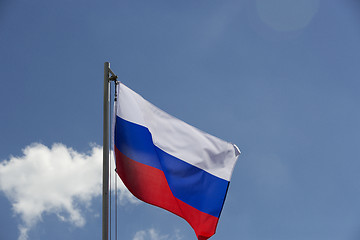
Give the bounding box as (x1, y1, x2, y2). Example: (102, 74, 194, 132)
(103, 62, 110, 240)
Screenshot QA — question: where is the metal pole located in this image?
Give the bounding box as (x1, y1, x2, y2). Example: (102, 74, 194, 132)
(103, 62, 110, 240)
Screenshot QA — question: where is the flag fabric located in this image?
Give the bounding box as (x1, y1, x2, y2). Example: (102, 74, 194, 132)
(114, 83, 240, 240)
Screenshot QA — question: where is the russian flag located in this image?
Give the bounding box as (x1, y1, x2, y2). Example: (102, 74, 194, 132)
(114, 83, 240, 240)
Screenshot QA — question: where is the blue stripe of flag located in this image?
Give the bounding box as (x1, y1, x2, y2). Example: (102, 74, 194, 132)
(115, 116, 229, 218)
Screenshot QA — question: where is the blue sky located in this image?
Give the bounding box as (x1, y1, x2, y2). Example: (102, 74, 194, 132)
(1, 0, 360, 239)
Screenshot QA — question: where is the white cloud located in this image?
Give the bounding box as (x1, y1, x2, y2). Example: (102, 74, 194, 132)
(0, 143, 138, 240)
(18, 226, 29, 240)
(133, 228, 183, 240)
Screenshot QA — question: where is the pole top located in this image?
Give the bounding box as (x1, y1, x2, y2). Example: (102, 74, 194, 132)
(105, 62, 118, 82)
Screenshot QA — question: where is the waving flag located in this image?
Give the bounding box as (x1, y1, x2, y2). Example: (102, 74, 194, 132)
(114, 83, 240, 240)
